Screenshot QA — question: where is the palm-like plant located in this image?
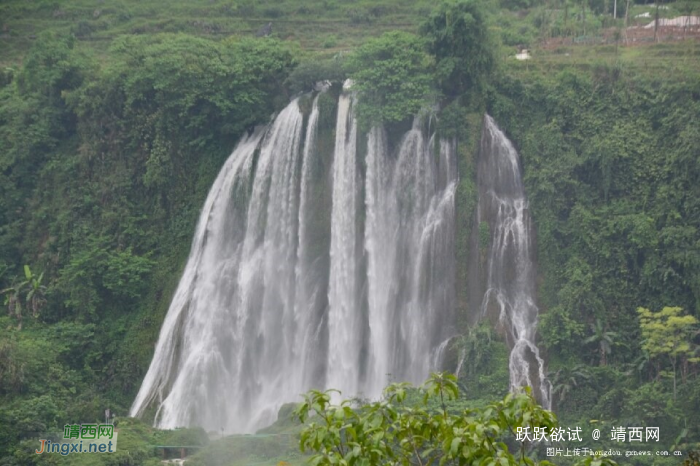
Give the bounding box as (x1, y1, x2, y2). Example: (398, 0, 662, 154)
(548, 364, 591, 406)
(584, 318, 618, 366)
(455, 324, 492, 378)
(2, 281, 25, 326)
(1, 265, 47, 329)
(625, 349, 651, 381)
(23, 265, 47, 318)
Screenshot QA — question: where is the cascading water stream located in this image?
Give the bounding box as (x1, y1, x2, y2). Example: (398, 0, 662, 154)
(130, 89, 457, 433)
(293, 95, 325, 392)
(478, 115, 551, 408)
(326, 94, 361, 397)
(364, 121, 457, 395)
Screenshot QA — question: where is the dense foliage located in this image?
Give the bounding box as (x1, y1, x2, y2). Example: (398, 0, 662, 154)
(489, 64, 700, 457)
(1, 0, 699, 464)
(295, 373, 565, 466)
(0, 31, 296, 464)
(421, 0, 495, 103)
(346, 0, 495, 127)
(347, 31, 434, 126)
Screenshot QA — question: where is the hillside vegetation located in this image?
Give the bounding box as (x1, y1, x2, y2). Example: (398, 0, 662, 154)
(0, 0, 699, 465)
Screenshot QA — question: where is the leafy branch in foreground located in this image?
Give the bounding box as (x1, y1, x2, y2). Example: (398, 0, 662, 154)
(295, 372, 612, 466)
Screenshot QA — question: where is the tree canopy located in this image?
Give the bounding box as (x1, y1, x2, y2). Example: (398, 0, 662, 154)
(295, 373, 562, 466)
(348, 31, 434, 126)
(421, 0, 494, 102)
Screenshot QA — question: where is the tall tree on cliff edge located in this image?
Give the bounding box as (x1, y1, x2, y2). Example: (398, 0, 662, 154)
(420, 0, 495, 106)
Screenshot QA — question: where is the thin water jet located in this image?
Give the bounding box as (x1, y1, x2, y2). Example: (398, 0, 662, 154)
(476, 115, 551, 408)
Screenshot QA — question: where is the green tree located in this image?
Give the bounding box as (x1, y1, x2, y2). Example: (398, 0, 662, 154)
(549, 364, 591, 406)
(584, 318, 618, 366)
(347, 31, 433, 126)
(0, 336, 25, 396)
(455, 323, 493, 377)
(70, 34, 297, 196)
(637, 306, 699, 400)
(295, 373, 559, 465)
(420, 0, 494, 103)
(1, 265, 46, 329)
(295, 373, 619, 465)
(16, 33, 91, 104)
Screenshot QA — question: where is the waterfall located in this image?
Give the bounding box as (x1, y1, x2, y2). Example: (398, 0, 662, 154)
(130, 89, 457, 433)
(364, 120, 457, 395)
(293, 95, 326, 392)
(326, 94, 361, 396)
(478, 115, 551, 408)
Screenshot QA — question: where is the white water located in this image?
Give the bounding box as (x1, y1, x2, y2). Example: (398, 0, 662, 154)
(364, 120, 457, 395)
(326, 94, 361, 396)
(130, 90, 457, 432)
(479, 115, 551, 408)
(293, 95, 323, 392)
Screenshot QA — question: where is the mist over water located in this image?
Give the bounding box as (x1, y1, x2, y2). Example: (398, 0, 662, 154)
(130, 91, 457, 433)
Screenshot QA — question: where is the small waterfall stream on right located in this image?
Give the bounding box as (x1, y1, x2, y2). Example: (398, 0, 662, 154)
(477, 114, 551, 408)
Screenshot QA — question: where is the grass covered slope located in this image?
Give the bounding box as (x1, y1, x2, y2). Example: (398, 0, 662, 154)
(0, 0, 436, 65)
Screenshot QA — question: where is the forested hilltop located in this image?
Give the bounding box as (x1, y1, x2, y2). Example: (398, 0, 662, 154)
(1, 0, 699, 465)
